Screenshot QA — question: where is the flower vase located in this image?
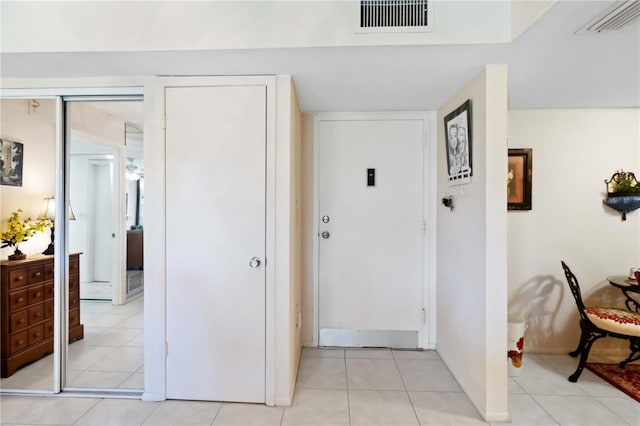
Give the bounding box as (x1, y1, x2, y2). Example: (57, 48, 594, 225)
(8, 248, 27, 261)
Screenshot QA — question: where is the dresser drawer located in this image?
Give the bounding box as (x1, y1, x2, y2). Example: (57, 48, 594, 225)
(27, 285, 44, 304)
(69, 309, 81, 328)
(44, 262, 54, 281)
(8, 269, 28, 289)
(29, 304, 45, 325)
(28, 324, 45, 346)
(44, 319, 54, 339)
(10, 310, 29, 333)
(9, 289, 28, 311)
(44, 300, 54, 319)
(10, 331, 28, 354)
(27, 266, 45, 284)
(44, 282, 54, 300)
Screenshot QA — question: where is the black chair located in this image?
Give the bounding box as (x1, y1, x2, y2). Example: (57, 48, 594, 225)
(560, 261, 640, 382)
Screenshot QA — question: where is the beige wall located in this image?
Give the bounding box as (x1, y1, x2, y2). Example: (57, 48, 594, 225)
(288, 80, 303, 399)
(273, 75, 303, 405)
(0, 99, 56, 258)
(508, 109, 640, 361)
(436, 65, 508, 422)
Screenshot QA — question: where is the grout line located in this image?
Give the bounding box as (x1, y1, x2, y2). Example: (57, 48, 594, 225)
(591, 396, 632, 425)
(210, 402, 223, 426)
(391, 350, 421, 425)
(70, 396, 104, 425)
(344, 349, 352, 426)
(137, 399, 159, 426)
(279, 403, 286, 426)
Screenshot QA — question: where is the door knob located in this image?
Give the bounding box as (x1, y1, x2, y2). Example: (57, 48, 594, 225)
(249, 257, 262, 269)
(321, 231, 330, 239)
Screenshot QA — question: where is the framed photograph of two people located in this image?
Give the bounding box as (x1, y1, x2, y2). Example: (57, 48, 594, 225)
(444, 100, 472, 185)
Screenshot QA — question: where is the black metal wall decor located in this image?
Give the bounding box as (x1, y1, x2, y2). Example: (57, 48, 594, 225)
(603, 170, 640, 221)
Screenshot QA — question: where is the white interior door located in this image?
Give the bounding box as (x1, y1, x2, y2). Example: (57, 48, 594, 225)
(165, 85, 266, 402)
(92, 162, 112, 282)
(318, 119, 425, 348)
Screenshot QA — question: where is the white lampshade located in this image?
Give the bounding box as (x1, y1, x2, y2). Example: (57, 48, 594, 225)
(38, 196, 76, 221)
(38, 197, 55, 221)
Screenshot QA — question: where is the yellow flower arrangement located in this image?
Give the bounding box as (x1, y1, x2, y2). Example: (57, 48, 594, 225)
(1, 209, 51, 259)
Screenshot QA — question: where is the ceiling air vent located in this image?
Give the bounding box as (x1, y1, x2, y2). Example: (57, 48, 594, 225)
(359, 0, 431, 32)
(577, 0, 640, 33)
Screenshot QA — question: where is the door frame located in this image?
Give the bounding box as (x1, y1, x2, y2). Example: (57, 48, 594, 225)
(312, 111, 437, 349)
(146, 76, 277, 405)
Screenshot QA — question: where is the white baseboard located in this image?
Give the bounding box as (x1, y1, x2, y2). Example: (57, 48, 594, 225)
(142, 392, 165, 402)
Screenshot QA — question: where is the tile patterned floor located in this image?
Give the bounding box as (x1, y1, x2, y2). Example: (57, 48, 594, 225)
(80, 281, 113, 301)
(1, 348, 637, 425)
(0, 296, 144, 391)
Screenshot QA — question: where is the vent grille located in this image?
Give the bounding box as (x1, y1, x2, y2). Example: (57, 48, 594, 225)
(580, 0, 640, 32)
(127, 270, 144, 296)
(360, 0, 428, 28)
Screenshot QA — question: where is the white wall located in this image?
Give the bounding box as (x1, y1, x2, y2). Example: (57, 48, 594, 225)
(301, 113, 315, 345)
(436, 65, 508, 422)
(0, 99, 55, 258)
(508, 109, 640, 361)
(2, 1, 512, 53)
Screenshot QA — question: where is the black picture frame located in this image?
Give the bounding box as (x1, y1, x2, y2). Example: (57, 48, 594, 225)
(444, 100, 472, 185)
(508, 148, 533, 211)
(0, 139, 24, 187)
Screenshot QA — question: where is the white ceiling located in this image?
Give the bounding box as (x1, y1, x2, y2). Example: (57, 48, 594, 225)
(2, 1, 638, 112)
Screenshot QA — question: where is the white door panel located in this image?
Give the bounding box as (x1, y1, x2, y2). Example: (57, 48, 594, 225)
(318, 119, 424, 346)
(93, 163, 111, 282)
(165, 85, 266, 402)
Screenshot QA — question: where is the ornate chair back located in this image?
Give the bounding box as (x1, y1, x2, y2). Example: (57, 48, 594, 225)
(561, 261, 589, 323)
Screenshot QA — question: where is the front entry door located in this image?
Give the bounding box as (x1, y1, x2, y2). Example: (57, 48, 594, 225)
(165, 85, 266, 402)
(318, 118, 425, 348)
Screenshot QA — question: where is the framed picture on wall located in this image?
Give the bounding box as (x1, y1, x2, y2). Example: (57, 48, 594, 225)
(0, 139, 24, 187)
(444, 100, 472, 185)
(508, 148, 532, 210)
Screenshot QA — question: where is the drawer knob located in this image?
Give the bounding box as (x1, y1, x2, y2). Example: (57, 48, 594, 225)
(35, 292, 41, 297)
(34, 272, 41, 277)
(34, 332, 41, 337)
(17, 339, 24, 345)
(17, 276, 24, 281)
(17, 297, 24, 303)
(18, 319, 25, 324)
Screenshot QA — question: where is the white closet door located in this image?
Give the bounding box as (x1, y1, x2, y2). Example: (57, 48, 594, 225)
(165, 85, 266, 402)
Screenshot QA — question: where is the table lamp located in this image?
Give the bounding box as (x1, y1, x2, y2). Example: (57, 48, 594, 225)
(38, 196, 76, 255)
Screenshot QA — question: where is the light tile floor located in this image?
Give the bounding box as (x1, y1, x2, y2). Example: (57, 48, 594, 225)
(1, 347, 637, 425)
(0, 295, 144, 391)
(80, 281, 113, 301)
